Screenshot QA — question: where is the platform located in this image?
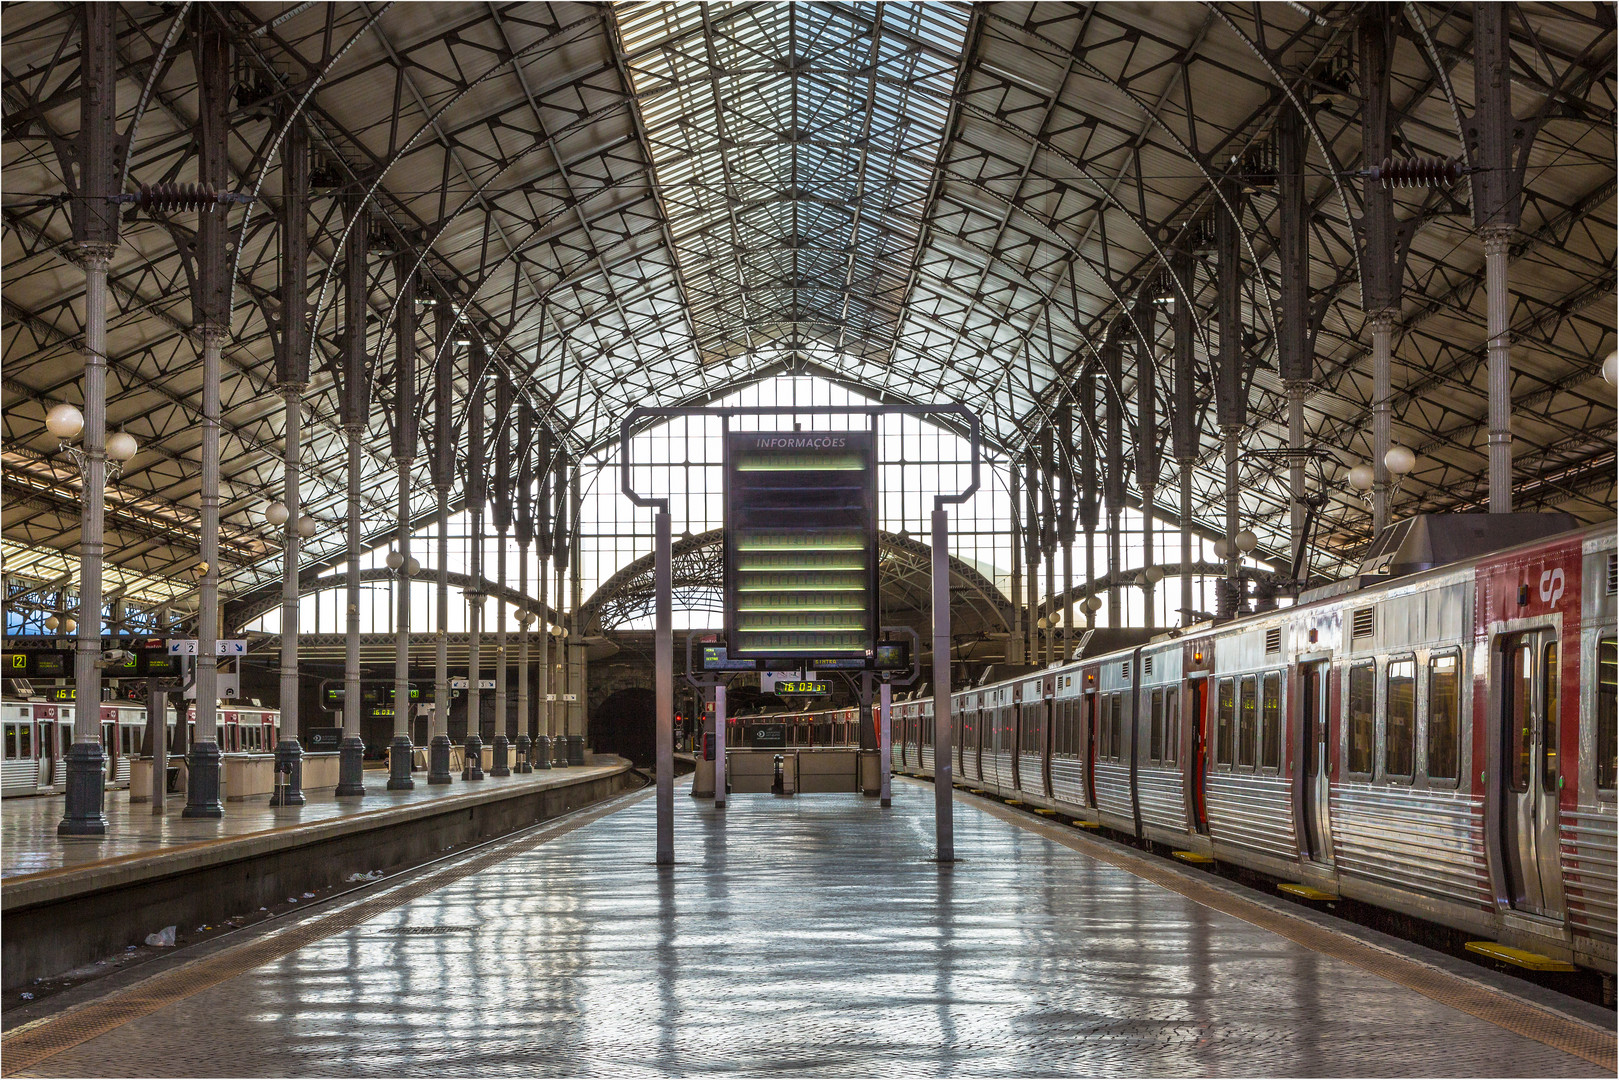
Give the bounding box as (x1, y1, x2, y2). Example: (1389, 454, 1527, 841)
(1, 761, 634, 993)
(3, 778, 1611, 1078)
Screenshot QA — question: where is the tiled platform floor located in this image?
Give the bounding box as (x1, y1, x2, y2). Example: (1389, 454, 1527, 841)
(2, 763, 618, 880)
(7, 779, 1609, 1077)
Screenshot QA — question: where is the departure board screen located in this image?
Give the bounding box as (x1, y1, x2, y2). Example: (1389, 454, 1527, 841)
(724, 430, 878, 662)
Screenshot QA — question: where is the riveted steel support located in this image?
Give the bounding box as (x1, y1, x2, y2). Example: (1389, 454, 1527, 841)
(879, 678, 892, 807)
(1170, 248, 1197, 626)
(534, 429, 553, 768)
(515, 401, 536, 774)
(1135, 298, 1158, 628)
(389, 254, 417, 791)
(1277, 101, 1312, 568)
(713, 678, 727, 809)
(1369, 311, 1396, 536)
(463, 343, 487, 781)
(932, 506, 955, 862)
(1009, 463, 1023, 665)
(1024, 455, 1040, 654)
(1040, 426, 1055, 663)
(336, 193, 369, 798)
(185, 9, 231, 818)
(490, 370, 514, 777)
(428, 306, 455, 785)
(58, 5, 115, 835)
(1058, 406, 1074, 657)
(1079, 368, 1099, 630)
(654, 508, 673, 862)
(567, 470, 585, 765)
(551, 448, 570, 767)
(270, 109, 308, 807)
(1360, 15, 1400, 538)
(1215, 176, 1245, 614)
(1472, 3, 1522, 513)
(1103, 333, 1124, 626)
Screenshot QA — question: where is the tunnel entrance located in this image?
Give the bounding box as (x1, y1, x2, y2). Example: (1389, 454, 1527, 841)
(591, 688, 656, 766)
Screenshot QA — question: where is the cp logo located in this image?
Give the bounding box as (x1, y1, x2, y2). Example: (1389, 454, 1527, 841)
(1538, 567, 1566, 605)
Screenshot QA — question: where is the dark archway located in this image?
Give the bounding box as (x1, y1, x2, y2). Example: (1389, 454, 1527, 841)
(591, 688, 657, 766)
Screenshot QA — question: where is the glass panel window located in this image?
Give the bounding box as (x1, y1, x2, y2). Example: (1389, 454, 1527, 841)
(3, 724, 16, 760)
(1427, 653, 1459, 782)
(1385, 659, 1415, 779)
(1347, 662, 1375, 775)
(1261, 672, 1281, 769)
(1112, 694, 1124, 762)
(1599, 636, 1616, 790)
(19, 723, 31, 760)
(1150, 690, 1164, 764)
(1542, 640, 1560, 790)
(1164, 687, 1179, 767)
(1509, 641, 1533, 793)
(1216, 679, 1235, 767)
(1237, 676, 1257, 769)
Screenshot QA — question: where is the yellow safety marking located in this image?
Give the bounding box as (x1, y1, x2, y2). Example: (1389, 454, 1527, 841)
(0, 785, 652, 1077)
(1070, 819, 1099, 829)
(935, 782, 1616, 1072)
(1004, 799, 1024, 806)
(1034, 808, 1058, 816)
(1465, 941, 1578, 972)
(969, 788, 987, 794)
(1172, 850, 1215, 864)
(1278, 883, 1338, 901)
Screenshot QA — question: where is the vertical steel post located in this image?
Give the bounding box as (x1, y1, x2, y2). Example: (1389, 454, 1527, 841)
(335, 193, 368, 799)
(1277, 101, 1312, 571)
(184, 7, 230, 818)
(388, 255, 417, 791)
(713, 678, 727, 809)
(1039, 426, 1055, 662)
(535, 559, 550, 768)
(1135, 298, 1159, 628)
(1215, 177, 1246, 614)
(567, 470, 585, 765)
(654, 508, 674, 864)
(1360, 14, 1400, 536)
(1472, 4, 1521, 512)
(1009, 462, 1023, 664)
(270, 110, 308, 807)
(1370, 314, 1395, 536)
(931, 506, 955, 862)
(1058, 406, 1074, 658)
(1170, 248, 1197, 625)
(463, 346, 486, 780)
(1024, 456, 1040, 654)
(490, 372, 513, 777)
(879, 678, 892, 808)
(1079, 368, 1098, 630)
(515, 403, 535, 773)
(428, 305, 454, 785)
(60, 0, 118, 833)
(1103, 332, 1124, 626)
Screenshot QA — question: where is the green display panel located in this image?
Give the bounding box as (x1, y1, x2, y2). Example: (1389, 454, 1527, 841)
(724, 431, 878, 662)
(773, 680, 830, 697)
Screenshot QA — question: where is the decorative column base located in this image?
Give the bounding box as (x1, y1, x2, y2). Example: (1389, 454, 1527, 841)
(336, 737, 366, 796)
(269, 739, 305, 806)
(566, 734, 585, 766)
(182, 741, 224, 818)
(428, 735, 453, 784)
(490, 735, 511, 777)
(57, 743, 109, 836)
(532, 735, 552, 770)
(514, 735, 532, 773)
(462, 735, 484, 780)
(387, 735, 415, 790)
(552, 737, 568, 768)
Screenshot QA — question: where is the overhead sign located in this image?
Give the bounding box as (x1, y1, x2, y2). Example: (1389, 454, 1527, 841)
(450, 678, 497, 690)
(167, 639, 198, 656)
(724, 430, 878, 663)
(699, 644, 757, 672)
(5, 650, 68, 678)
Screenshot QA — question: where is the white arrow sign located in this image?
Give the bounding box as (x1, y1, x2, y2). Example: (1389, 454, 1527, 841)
(167, 639, 198, 656)
(217, 639, 247, 656)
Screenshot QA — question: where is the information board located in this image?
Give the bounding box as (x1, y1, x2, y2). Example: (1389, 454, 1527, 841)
(724, 430, 878, 662)
(773, 680, 830, 697)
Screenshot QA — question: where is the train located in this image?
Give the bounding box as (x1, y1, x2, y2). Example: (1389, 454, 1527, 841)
(794, 520, 1617, 974)
(1, 700, 280, 798)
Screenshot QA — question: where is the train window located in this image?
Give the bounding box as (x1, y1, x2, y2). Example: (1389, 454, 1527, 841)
(1426, 653, 1459, 783)
(1347, 662, 1375, 776)
(3, 724, 17, 760)
(1385, 659, 1415, 780)
(1542, 641, 1559, 791)
(1111, 694, 1124, 762)
(1098, 696, 1111, 759)
(1163, 687, 1179, 767)
(1149, 690, 1164, 764)
(1237, 676, 1257, 769)
(1260, 672, 1280, 770)
(1507, 641, 1533, 793)
(1215, 679, 1235, 767)
(1599, 636, 1616, 790)
(19, 723, 31, 759)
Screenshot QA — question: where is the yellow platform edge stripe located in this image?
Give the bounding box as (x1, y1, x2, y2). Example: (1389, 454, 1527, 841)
(1278, 882, 1339, 901)
(1172, 850, 1215, 864)
(1465, 941, 1577, 972)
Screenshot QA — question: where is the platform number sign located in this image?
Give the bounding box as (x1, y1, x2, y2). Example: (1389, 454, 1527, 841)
(723, 430, 878, 663)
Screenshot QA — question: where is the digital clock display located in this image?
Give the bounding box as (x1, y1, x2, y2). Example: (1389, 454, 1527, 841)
(774, 680, 829, 697)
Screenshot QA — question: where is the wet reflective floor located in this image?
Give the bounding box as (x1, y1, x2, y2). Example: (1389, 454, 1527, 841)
(8, 780, 1609, 1077)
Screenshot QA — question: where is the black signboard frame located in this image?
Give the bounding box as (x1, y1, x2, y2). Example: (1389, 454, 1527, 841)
(723, 429, 878, 663)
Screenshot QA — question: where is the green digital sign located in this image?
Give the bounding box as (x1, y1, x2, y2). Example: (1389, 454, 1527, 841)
(773, 680, 830, 697)
(724, 431, 878, 662)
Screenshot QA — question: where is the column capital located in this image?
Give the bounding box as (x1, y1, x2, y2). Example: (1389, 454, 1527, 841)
(1365, 308, 1400, 333)
(71, 240, 118, 269)
(1480, 223, 1515, 256)
(197, 322, 229, 344)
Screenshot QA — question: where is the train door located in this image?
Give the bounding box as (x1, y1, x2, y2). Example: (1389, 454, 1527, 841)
(1187, 677, 1209, 834)
(1495, 629, 1566, 919)
(1083, 690, 1098, 808)
(40, 716, 58, 787)
(1296, 661, 1332, 863)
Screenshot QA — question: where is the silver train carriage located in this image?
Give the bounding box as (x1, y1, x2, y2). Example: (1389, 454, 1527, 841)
(829, 523, 1617, 973)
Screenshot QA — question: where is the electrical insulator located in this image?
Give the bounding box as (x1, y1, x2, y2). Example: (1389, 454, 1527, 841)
(114, 182, 253, 214)
(1364, 156, 1466, 189)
